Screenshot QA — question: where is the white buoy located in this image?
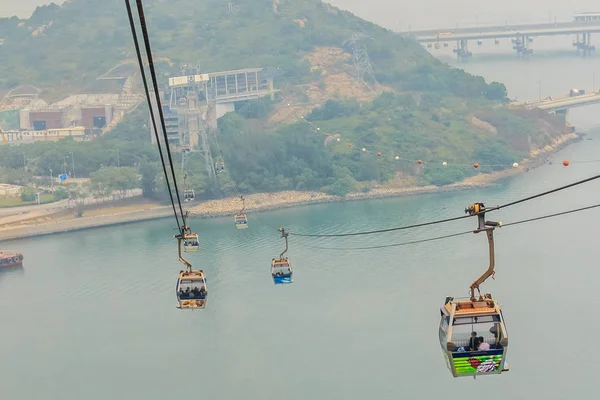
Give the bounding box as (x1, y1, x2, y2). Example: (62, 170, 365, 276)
(395, 156, 400, 160)
(362, 148, 366, 152)
(337, 138, 341, 141)
(512, 162, 519, 168)
(442, 161, 448, 166)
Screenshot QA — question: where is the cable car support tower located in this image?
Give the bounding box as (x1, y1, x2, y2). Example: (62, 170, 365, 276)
(170, 63, 216, 182)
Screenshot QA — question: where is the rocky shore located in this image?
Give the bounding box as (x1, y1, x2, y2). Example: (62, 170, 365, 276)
(0, 132, 580, 242)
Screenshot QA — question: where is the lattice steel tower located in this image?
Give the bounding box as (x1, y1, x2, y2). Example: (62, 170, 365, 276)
(176, 63, 216, 181)
(343, 33, 378, 88)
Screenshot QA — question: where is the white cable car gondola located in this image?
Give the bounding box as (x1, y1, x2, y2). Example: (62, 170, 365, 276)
(183, 233, 199, 252)
(178, 211, 199, 253)
(234, 196, 248, 229)
(439, 203, 509, 378)
(184, 189, 195, 202)
(182, 173, 195, 202)
(215, 161, 225, 173)
(176, 269, 207, 309)
(174, 214, 207, 310)
(271, 228, 293, 284)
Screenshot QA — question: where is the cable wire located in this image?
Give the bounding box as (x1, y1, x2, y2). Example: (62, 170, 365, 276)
(303, 202, 600, 251)
(501, 203, 600, 227)
(133, 0, 186, 226)
(287, 173, 600, 238)
(487, 173, 600, 213)
(124, 0, 181, 231)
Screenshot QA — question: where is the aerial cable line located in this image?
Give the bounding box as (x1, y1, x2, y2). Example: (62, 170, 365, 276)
(485, 173, 600, 212)
(124, 0, 181, 231)
(287, 173, 600, 238)
(129, 0, 186, 225)
(301, 202, 600, 251)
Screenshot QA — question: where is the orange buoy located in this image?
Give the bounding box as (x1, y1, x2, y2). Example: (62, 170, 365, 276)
(348, 144, 353, 147)
(473, 163, 479, 168)
(417, 159, 423, 164)
(563, 160, 570, 166)
(377, 152, 382, 157)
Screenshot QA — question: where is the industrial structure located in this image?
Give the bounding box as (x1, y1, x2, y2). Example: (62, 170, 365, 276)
(0, 78, 143, 145)
(149, 65, 276, 181)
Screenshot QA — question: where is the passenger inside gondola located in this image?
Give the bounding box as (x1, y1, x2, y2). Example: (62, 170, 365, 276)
(184, 238, 199, 247)
(469, 331, 478, 351)
(179, 279, 206, 299)
(478, 336, 491, 351)
(449, 316, 502, 353)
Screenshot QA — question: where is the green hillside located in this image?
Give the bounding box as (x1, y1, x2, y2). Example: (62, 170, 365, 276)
(0, 0, 572, 198)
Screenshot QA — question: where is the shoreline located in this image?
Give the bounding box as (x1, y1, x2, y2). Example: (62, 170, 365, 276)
(0, 132, 581, 242)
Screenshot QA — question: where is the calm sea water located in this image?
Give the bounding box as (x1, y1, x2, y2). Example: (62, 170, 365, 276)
(1, 133, 600, 399)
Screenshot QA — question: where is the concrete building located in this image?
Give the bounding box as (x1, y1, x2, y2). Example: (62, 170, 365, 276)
(16, 126, 86, 142)
(22, 110, 65, 130)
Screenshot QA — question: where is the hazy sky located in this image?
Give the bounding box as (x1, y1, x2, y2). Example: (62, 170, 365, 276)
(0, 0, 598, 29)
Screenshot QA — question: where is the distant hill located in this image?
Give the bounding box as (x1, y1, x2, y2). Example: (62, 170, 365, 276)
(0, 0, 573, 194)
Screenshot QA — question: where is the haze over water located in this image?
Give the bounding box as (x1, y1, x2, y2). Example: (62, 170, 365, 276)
(1, 1, 600, 399)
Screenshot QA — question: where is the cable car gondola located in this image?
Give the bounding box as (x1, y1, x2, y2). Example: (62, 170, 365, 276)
(439, 203, 509, 378)
(174, 214, 207, 309)
(182, 173, 195, 202)
(234, 195, 248, 229)
(215, 161, 225, 173)
(178, 211, 199, 252)
(271, 228, 293, 284)
(184, 189, 195, 202)
(183, 233, 199, 252)
(176, 269, 207, 309)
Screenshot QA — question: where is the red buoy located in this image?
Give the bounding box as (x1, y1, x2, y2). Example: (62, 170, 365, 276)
(563, 160, 570, 167)
(377, 152, 382, 156)
(417, 159, 423, 164)
(473, 163, 479, 168)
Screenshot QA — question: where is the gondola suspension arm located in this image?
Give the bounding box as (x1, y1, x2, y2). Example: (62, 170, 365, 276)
(240, 196, 246, 214)
(465, 203, 502, 302)
(174, 210, 193, 272)
(279, 228, 289, 260)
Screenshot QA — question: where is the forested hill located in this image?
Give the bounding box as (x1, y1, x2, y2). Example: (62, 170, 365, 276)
(1, 0, 481, 94)
(0, 0, 572, 198)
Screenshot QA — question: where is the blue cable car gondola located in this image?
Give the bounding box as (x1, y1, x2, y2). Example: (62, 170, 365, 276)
(271, 228, 293, 284)
(439, 203, 509, 378)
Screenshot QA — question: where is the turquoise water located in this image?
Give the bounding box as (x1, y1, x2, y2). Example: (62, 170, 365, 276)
(1, 135, 600, 399)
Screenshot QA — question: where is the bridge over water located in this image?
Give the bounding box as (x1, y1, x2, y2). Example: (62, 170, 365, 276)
(512, 90, 600, 112)
(405, 19, 600, 59)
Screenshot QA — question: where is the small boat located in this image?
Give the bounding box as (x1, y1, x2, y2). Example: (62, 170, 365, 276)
(0, 251, 23, 268)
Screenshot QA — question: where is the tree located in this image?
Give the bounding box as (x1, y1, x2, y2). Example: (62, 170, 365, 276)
(63, 182, 87, 217)
(90, 166, 139, 199)
(485, 82, 508, 102)
(140, 162, 158, 198)
(20, 187, 37, 202)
